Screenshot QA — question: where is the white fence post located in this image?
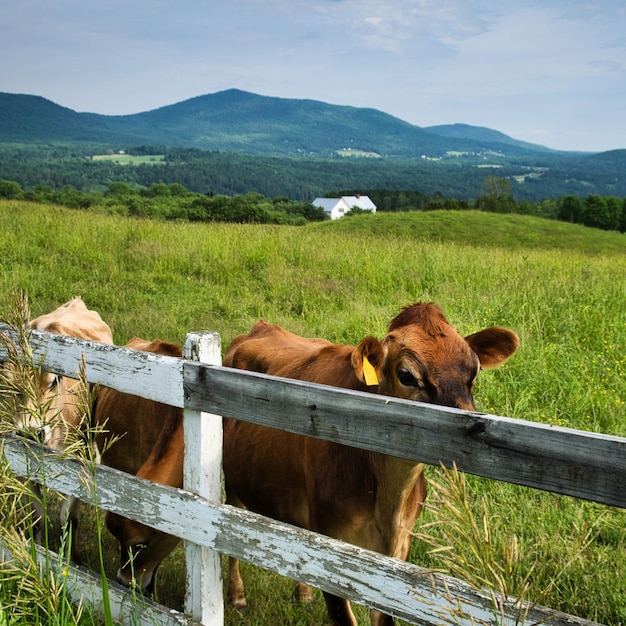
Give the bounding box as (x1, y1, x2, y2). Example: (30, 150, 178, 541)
(182, 332, 223, 625)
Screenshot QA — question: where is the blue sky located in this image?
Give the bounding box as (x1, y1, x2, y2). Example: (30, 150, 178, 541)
(1, 0, 625, 152)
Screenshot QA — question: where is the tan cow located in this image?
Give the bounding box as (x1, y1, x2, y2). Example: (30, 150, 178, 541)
(10, 298, 112, 549)
(20, 297, 113, 450)
(104, 302, 518, 625)
(222, 302, 519, 626)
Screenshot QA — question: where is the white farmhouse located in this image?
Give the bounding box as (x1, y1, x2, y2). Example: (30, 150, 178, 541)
(312, 195, 377, 220)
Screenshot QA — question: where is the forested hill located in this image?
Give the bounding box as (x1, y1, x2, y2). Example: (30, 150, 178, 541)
(1, 89, 567, 158)
(424, 123, 557, 153)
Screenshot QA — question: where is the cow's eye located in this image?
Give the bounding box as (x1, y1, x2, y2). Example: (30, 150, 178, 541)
(397, 368, 422, 388)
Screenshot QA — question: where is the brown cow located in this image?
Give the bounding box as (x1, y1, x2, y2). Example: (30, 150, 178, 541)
(223, 302, 519, 626)
(95, 337, 184, 598)
(94, 337, 183, 476)
(104, 420, 184, 598)
(104, 302, 518, 625)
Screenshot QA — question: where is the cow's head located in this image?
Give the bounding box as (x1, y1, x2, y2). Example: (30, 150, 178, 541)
(15, 367, 84, 450)
(105, 509, 181, 598)
(352, 302, 519, 410)
(15, 298, 113, 449)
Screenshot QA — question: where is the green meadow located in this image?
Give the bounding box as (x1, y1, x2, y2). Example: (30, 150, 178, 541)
(91, 154, 165, 165)
(1, 200, 625, 624)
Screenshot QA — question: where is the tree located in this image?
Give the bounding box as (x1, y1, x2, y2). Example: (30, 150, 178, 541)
(168, 183, 189, 197)
(106, 181, 135, 197)
(580, 195, 621, 231)
(557, 195, 582, 223)
(0, 179, 23, 199)
(144, 183, 171, 198)
(604, 196, 622, 231)
(477, 176, 516, 213)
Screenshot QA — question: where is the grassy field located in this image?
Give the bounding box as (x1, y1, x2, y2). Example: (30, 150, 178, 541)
(1, 201, 625, 624)
(91, 154, 165, 165)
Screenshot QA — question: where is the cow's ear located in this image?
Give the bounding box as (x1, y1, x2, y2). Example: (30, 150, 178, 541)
(352, 336, 386, 386)
(465, 327, 519, 369)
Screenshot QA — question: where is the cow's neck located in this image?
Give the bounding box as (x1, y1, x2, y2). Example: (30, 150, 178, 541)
(137, 423, 184, 487)
(369, 453, 426, 557)
(371, 453, 424, 503)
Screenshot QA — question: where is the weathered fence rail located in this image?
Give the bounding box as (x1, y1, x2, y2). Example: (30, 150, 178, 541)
(2, 326, 620, 626)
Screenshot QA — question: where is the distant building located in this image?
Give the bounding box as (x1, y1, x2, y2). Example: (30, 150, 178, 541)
(312, 195, 377, 220)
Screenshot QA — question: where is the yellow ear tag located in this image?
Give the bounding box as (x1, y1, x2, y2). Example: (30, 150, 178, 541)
(362, 355, 379, 386)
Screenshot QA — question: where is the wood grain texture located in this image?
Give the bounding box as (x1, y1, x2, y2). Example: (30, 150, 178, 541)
(182, 331, 223, 626)
(1, 325, 184, 406)
(3, 437, 601, 626)
(184, 363, 626, 508)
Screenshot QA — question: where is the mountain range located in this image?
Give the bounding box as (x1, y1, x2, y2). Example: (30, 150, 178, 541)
(0, 88, 577, 158)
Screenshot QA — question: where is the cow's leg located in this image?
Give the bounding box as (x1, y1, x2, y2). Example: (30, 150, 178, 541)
(323, 591, 357, 626)
(227, 556, 247, 610)
(370, 608, 395, 626)
(293, 581, 314, 603)
(225, 489, 247, 609)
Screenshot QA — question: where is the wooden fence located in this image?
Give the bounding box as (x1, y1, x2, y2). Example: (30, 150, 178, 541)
(2, 326, 625, 626)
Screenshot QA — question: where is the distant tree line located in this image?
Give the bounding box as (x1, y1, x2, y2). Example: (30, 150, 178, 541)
(333, 176, 626, 232)
(0, 179, 326, 225)
(1, 176, 625, 232)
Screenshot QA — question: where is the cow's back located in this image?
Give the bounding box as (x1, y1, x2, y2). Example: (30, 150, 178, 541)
(225, 320, 357, 386)
(30, 297, 113, 343)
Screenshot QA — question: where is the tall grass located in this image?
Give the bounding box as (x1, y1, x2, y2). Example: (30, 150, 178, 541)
(0, 295, 108, 625)
(1, 200, 625, 624)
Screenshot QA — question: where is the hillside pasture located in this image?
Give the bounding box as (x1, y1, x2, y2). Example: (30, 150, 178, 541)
(92, 153, 165, 165)
(0, 201, 625, 625)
